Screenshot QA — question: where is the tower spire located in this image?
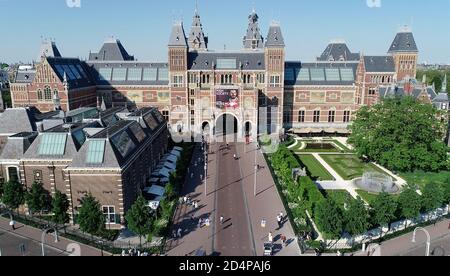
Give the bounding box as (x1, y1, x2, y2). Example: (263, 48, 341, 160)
(187, 2, 208, 51)
(243, 9, 264, 49)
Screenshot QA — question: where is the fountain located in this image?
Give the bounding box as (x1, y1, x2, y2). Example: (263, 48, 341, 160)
(354, 172, 399, 194)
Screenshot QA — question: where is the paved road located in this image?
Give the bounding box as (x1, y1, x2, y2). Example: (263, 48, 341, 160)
(0, 229, 66, 256)
(214, 143, 254, 256)
(400, 234, 450, 256)
(0, 218, 106, 256)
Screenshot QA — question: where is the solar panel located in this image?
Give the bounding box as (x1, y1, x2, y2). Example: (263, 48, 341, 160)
(340, 68, 354, 81)
(98, 68, 112, 81)
(112, 68, 127, 81)
(127, 68, 142, 81)
(86, 140, 105, 164)
(143, 113, 159, 130)
(38, 133, 67, 156)
(129, 123, 147, 143)
(285, 68, 295, 81)
(62, 65, 76, 80)
(111, 131, 136, 158)
(297, 68, 310, 81)
(216, 59, 237, 69)
(325, 68, 340, 81)
(76, 64, 88, 78)
(54, 65, 66, 79)
(158, 68, 169, 81)
(69, 65, 82, 79)
(310, 68, 325, 81)
(143, 68, 157, 81)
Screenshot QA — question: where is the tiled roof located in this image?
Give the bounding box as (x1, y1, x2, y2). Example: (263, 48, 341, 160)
(318, 42, 359, 62)
(89, 38, 135, 61)
(388, 32, 418, 53)
(363, 56, 395, 72)
(188, 51, 265, 71)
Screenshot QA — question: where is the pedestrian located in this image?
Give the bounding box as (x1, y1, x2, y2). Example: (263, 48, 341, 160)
(10, 220, 16, 231)
(205, 218, 210, 227)
(268, 232, 273, 243)
(198, 218, 203, 228)
(191, 173, 194, 179)
(277, 215, 282, 229)
(183, 196, 188, 204)
(281, 235, 287, 247)
(172, 230, 177, 239)
(220, 216, 224, 225)
(279, 212, 284, 221)
(194, 201, 199, 209)
(177, 228, 183, 238)
(200, 174, 203, 180)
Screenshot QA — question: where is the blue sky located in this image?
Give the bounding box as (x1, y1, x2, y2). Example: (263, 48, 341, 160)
(0, 0, 448, 64)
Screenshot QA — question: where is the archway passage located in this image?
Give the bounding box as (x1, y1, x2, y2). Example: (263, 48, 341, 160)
(202, 122, 210, 133)
(215, 114, 238, 140)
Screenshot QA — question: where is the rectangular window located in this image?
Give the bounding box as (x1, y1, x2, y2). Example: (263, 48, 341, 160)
(340, 68, 355, 81)
(190, 99, 195, 106)
(127, 68, 142, 81)
(143, 68, 157, 81)
(298, 110, 305, 123)
(216, 59, 237, 69)
(98, 68, 112, 81)
(112, 68, 127, 81)
(257, 73, 265, 84)
(297, 68, 310, 82)
(157, 92, 170, 102)
(369, 88, 376, 96)
(325, 69, 340, 81)
(102, 206, 116, 224)
(162, 110, 170, 122)
(158, 68, 169, 81)
(33, 170, 43, 183)
(310, 69, 325, 81)
(86, 140, 106, 164)
(313, 110, 321, 123)
(343, 110, 351, 123)
(328, 110, 336, 123)
(269, 75, 281, 87)
(172, 75, 184, 87)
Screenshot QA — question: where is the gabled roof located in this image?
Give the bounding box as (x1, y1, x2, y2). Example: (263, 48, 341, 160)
(388, 32, 418, 53)
(0, 108, 39, 134)
(188, 51, 265, 71)
(363, 56, 395, 72)
(318, 42, 360, 62)
(265, 23, 285, 48)
(15, 70, 36, 83)
(46, 57, 95, 89)
(0, 132, 38, 160)
(168, 22, 188, 47)
(89, 38, 135, 61)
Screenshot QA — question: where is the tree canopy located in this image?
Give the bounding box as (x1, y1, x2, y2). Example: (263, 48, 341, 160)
(52, 190, 70, 225)
(25, 182, 51, 215)
(371, 192, 398, 229)
(1, 181, 25, 210)
(398, 186, 422, 221)
(125, 195, 154, 246)
(314, 198, 344, 239)
(77, 194, 105, 236)
(344, 197, 371, 236)
(421, 182, 444, 212)
(349, 96, 449, 172)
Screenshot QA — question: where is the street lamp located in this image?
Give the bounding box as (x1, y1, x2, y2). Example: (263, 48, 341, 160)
(412, 227, 431, 257)
(41, 227, 59, 256)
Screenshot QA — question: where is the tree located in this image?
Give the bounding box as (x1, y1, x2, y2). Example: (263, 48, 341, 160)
(25, 182, 51, 216)
(344, 197, 370, 236)
(314, 198, 344, 239)
(77, 194, 105, 238)
(371, 192, 397, 234)
(125, 195, 154, 247)
(421, 182, 444, 217)
(349, 97, 449, 172)
(1, 181, 25, 211)
(441, 177, 450, 206)
(52, 190, 70, 226)
(398, 186, 422, 226)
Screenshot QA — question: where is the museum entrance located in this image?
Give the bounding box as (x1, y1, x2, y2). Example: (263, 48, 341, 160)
(215, 113, 239, 141)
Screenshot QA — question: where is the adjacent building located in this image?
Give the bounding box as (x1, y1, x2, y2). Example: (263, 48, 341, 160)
(0, 106, 169, 228)
(9, 10, 448, 140)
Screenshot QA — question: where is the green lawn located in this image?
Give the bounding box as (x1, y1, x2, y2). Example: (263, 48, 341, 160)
(323, 190, 354, 210)
(298, 155, 335, 181)
(331, 140, 353, 153)
(356, 190, 399, 205)
(400, 171, 450, 190)
(291, 142, 340, 153)
(320, 154, 389, 180)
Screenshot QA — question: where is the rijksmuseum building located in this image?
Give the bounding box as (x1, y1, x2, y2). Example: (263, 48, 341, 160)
(10, 9, 449, 139)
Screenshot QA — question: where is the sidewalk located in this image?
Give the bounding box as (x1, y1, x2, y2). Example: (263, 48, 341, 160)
(0, 217, 106, 256)
(165, 144, 216, 256)
(237, 143, 301, 256)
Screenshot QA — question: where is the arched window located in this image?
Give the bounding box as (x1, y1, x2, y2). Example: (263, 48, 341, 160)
(44, 86, 52, 101)
(53, 89, 59, 97)
(37, 89, 43, 101)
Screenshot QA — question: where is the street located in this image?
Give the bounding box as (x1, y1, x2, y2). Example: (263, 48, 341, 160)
(0, 229, 66, 256)
(400, 234, 450, 256)
(214, 143, 254, 256)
